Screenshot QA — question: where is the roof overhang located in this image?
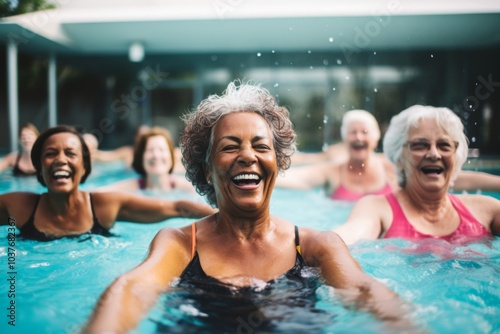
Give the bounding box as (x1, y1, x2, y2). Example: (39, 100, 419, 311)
(1, 1, 500, 56)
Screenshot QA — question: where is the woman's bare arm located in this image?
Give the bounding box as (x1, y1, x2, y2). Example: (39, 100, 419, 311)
(0, 152, 16, 173)
(92, 192, 216, 227)
(333, 196, 386, 244)
(452, 170, 500, 192)
(275, 162, 331, 190)
(84, 227, 192, 333)
(302, 229, 412, 327)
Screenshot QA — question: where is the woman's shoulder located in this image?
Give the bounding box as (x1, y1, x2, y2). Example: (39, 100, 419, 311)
(152, 221, 206, 258)
(1, 191, 39, 202)
(452, 193, 500, 211)
(0, 192, 41, 226)
(298, 226, 344, 247)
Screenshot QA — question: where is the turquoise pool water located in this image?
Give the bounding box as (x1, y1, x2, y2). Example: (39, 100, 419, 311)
(0, 162, 499, 334)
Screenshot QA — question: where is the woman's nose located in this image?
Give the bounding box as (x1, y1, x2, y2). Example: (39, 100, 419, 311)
(426, 144, 441, 159)
(238, 147, 257, 166)
(53, 152, 68, 164)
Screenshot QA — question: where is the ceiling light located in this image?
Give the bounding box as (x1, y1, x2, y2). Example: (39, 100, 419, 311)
(129, 42, 144, 62)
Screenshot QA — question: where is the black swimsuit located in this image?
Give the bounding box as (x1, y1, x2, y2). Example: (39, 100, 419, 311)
(12, 153, 36, 177)
(19, 193, 111, 241)
(155, 225, 326, 333)
(179, 225, 308, 292)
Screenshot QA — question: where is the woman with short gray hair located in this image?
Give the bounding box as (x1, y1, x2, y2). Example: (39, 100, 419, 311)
(334, 105, 499, 244)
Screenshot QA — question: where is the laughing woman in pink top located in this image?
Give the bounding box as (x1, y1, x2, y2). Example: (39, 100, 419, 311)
(275, 109, 396, 201)
(334, 105, 500, 244)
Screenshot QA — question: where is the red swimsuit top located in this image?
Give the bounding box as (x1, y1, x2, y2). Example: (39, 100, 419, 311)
(384, 193, 491, 242)
(330, 183, 393, 201)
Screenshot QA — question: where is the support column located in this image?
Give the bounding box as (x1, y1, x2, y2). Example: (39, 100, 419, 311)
(48, 53, 57, 127)
(7, 40, 19, 152)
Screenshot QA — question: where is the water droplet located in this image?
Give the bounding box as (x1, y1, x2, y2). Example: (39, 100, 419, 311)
(472, 137, 476, 142)
(430, 54, 434, 58)
(310, 66, 314, 70)
(336, 59, 342, 65)
(257, 52, 261, 57)
(328, 37, 334, 42)
(318, 126, 322, 130)
(274, 83, 279, 87)
(374, 88, 378, 93)
(272, 50, 275, 53)
(323, 115, 328, 124)
(332, 87, 336, 91)
(373, 51, 377, 55)
(323, 59, 329, 65)
(289, 27, 293, 31)
(308, 50, 312, 54)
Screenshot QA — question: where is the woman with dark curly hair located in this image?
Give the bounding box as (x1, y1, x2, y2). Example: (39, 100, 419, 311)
(86, 81, 411, 333)
(0, 125, 215, 241)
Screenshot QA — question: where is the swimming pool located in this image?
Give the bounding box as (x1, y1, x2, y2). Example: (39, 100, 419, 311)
(0, 162, 499, 334)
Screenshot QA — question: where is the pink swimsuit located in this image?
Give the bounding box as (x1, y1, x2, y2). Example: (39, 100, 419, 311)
(384, 193, 491, 242)
(330, 183, 393, 201)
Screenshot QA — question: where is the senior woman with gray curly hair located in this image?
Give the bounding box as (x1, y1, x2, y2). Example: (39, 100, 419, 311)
(86, 81, 411, 333)
(334, 105, 500, 245)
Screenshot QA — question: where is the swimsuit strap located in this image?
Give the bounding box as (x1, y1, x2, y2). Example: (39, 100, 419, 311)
(191, 223, 197, 259)
(89, 193, 97, 218)
(294, 225, 301, 255)
(27, 195, 42, 223)
(14, 152, 22, 166)
(12, 152, 25, 176)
